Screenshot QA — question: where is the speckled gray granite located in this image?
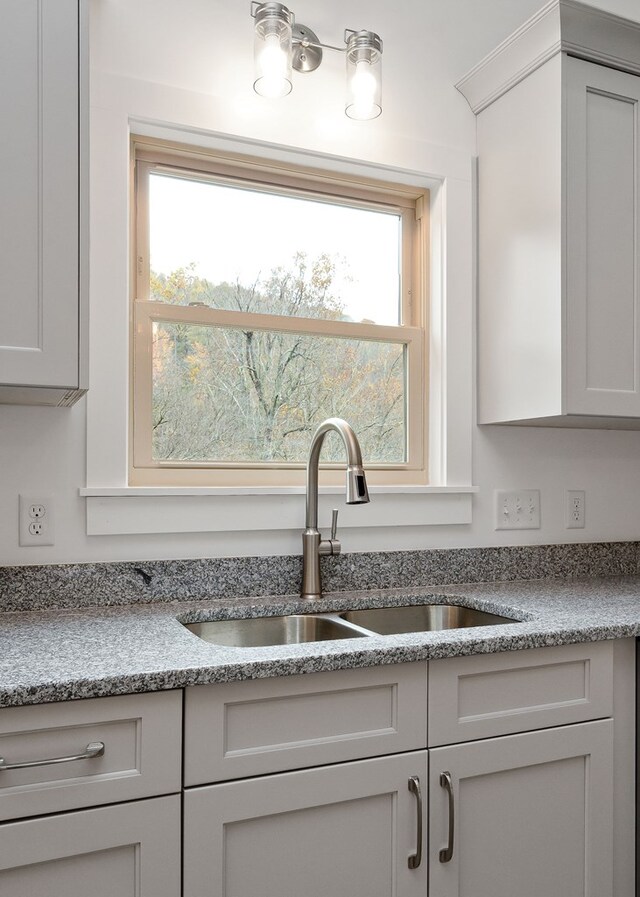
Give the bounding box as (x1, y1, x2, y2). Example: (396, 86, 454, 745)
(1, 541, 638, 612)
(2, 575, 640, 707)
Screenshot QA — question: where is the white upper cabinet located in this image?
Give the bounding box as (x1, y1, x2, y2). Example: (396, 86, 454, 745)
(565, 60, 640, 417)
(457, 0, 640, 427)
(0, 0, 88, 406)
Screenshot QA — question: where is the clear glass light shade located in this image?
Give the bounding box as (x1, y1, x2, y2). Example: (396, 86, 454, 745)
(253, 3, 293, 99)
(345, 31, 382, 121)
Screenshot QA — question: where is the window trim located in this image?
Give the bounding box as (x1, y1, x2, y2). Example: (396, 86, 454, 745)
(130, 138, 430, 487)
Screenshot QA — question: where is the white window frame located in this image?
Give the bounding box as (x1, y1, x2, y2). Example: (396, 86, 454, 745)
(130, 140, 430, 487)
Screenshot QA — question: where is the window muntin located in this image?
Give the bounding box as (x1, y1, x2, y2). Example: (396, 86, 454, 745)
(132, 141, 428, 486)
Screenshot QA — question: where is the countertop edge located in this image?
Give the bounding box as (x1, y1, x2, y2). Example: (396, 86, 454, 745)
(2, 576, 640, 707)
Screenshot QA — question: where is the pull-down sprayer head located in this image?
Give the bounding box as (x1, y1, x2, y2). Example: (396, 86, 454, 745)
(346, 464, 370, 504)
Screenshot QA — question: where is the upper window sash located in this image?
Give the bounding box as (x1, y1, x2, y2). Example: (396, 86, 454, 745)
(133, 145, 426, 330)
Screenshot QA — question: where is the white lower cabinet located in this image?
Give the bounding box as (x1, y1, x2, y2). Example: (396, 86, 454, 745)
(183, 751, 428, 897)
(0, 691, 183, 897)
(428, 720, 614, 897)
(0, 642, 633, 897)
(0, 795, 181, 897)
(182, 642, 633, 897)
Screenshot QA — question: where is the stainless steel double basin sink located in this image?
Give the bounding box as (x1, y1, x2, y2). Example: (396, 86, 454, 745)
(184, 603, 517, 648)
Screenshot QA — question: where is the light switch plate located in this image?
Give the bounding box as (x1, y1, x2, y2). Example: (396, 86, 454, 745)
(494, 490, 541, 530)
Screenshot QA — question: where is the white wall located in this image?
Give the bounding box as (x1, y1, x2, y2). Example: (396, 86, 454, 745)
(2, 0, 640, 566)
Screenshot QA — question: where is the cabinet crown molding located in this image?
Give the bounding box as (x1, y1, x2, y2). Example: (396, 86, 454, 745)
(456, 0, 640, 113)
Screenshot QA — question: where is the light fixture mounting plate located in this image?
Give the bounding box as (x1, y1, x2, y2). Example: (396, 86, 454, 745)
(292, 24, 323, 73)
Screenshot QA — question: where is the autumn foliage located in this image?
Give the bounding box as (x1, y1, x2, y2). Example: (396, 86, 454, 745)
(151, 254, 405, 465)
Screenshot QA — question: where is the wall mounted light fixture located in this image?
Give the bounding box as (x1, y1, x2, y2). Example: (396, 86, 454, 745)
(250, 2, 383, 120)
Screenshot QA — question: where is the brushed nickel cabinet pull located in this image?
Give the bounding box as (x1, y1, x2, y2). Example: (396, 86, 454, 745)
(408, 775, 423, 869)
(0, 741, 105, 771)
(439, 770, 455, 862)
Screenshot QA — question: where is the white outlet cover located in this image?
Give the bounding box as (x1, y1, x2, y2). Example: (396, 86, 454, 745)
(494, 489, 541, 530)
(566, 490, 586, 529)
(19, 494, 55, 547)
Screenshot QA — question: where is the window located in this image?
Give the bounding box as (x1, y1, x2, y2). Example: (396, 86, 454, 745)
(131, 140, 429, 487)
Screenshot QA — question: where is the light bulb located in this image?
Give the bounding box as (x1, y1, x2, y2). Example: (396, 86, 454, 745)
(257, 33, 289, 97)
(252, 4, 293, 100)
(344, 30, 382, 120)
(350, 60, 377, 119)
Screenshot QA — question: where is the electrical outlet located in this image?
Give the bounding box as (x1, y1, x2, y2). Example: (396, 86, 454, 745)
(19, 495, 55, 546)
(566, 490, 585, 529)
(495, 490, 541, 530)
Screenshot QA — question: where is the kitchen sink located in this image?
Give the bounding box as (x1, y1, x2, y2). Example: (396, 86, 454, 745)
(183, 603, 518, 647)
(183, 614, 368, 648)
(338, 604, 516, 635)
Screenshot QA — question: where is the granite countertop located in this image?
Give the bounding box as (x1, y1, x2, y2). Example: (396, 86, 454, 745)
(2, 574, 640, 707)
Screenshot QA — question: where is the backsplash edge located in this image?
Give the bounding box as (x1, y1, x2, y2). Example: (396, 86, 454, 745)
(0, 541, 638, 612)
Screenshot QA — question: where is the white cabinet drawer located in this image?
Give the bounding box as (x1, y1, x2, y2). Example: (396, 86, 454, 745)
(0, 691, 182, 820)
(428, 642, 613, 746)
(0, 795, 181, 897)
(184, 662, 427, 785)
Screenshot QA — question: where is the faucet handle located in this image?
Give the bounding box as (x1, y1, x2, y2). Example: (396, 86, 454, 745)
(327, 508, 341, 555)
(319, 509, 342, 557)
(330, 509, 339, 541)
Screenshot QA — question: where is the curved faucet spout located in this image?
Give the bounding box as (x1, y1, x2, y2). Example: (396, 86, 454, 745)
(302, 418, 370, 599)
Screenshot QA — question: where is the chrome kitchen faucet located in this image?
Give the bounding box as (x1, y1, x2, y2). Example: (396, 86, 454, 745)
(301, 418, 370, 599)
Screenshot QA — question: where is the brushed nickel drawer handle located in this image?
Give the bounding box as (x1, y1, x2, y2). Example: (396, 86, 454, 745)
(439, 770, 455, 863)
(0, 741, 105, 771)
(407, 775, 423, 869)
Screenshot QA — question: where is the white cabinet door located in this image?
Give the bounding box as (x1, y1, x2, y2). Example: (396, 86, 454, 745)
(184, 751, 427, 897)
(0, 795, 181, 897)
(0, 0, 87, 404)
(428, 720, 614, 897)
(565, 58, 640, 417)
